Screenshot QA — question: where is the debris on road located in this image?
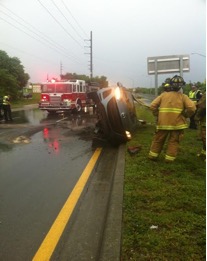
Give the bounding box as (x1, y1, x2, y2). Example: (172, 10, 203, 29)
(127, 145, 142, 155)
(12, 136, 31, 144)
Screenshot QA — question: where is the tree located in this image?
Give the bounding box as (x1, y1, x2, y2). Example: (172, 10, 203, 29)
(91, 76, 108, 88)
(0, 50, 30, 99)
(0, 69, 17, 97)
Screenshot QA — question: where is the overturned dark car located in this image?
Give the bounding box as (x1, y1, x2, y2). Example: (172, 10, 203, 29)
(88, 83, 138, 146)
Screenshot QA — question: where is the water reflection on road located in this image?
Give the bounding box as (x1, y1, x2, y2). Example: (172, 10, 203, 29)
(9, 108, 97, 127)
(0, 108, 97, 154)
(10, 108, 48, 124)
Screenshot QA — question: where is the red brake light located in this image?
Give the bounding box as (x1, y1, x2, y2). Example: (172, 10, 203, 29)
(41, 95, 49, 101)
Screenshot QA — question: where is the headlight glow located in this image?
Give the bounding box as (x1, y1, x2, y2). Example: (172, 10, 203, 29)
(115, 87, 121, 100)
(125, 131, 131, 139)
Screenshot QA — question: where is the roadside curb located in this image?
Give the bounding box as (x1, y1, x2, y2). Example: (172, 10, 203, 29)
(99, 143, 125, 261)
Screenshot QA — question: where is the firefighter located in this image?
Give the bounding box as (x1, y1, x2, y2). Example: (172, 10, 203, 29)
(188, 85, 202, 129)
(148, 75, 196, 163)
(3, 95, 13, 122)
(194, 92, 206, 161)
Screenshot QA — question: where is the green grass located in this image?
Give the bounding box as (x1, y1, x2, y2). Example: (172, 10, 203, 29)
(12, 93, 40, 108)
(121, 104, 206, 261)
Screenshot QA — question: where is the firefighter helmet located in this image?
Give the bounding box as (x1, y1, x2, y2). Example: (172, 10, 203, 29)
(170, 75, 186, 88)
(163, 83, 172, 92)
(163, 77, 172, 91)
(164, 83, 170, 88)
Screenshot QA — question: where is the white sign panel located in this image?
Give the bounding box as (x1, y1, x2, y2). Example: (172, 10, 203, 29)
(147, 55, 190, 75)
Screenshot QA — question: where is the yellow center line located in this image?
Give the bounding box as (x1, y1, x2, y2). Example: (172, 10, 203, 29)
(32, 147, 102, 261)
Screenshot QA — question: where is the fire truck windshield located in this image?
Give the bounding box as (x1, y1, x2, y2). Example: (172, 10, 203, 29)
(41, 84, 73, 93)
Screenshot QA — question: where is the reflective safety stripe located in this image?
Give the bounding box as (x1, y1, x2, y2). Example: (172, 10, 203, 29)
(159, 108, 183, 113)
(149, 151, 159, 157)
(157, 124, 188, 130)
(165, 154, 175, 161)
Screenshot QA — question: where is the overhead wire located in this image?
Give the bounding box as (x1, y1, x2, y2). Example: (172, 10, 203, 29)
(36, 0, 83, 48)
(0, 4, 84, 65)
(36, 0, 91, 72)
(0, 14, 83, 66)
(0, 41, 56, 65)
(0, 3, 81, 60)
(0, 1, 91, 76)
(50, 0, 84, 42)
(61, 0, 89, 39)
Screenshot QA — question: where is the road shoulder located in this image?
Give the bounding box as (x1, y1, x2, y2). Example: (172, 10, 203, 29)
(99, 143, 125, 261)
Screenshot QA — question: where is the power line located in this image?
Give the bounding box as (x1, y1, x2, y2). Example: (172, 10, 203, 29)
(61, 0, 88, 38)
(37, 0, 83, 48)
(0, 2, 90, 76)
(0, 41, 55, 64)
(0, 15, 83, 65)
(191, 53, 206, 58)
(0, 5, 83, 64)
(50, 0, 84, 41)
(0, 3, 81, 60)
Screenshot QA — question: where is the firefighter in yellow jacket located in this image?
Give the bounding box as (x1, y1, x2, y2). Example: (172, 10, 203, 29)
(188, 85, 202, 129)
(148, 75, 196, 163)
(3, 95, 13, 122)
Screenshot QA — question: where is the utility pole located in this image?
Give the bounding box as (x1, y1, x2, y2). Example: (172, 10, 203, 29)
(85, 31, 93, 79)
(60, 61, 63, 79)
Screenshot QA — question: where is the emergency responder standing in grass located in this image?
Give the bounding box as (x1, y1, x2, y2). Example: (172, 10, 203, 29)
(188, 85, 202, 129)
(194, 92, 206, 161)
(3, 95, 13, 122)
(148, 75, 196, 163)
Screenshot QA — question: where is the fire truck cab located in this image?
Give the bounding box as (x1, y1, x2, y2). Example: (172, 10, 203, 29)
(39, 79, 90, 113)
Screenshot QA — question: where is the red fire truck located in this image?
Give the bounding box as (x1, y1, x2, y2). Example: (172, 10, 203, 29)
(39, 79, 97, 113)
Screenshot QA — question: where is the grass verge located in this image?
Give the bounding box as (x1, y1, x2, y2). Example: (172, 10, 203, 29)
(121, 103, 206, 261)
(12, 93, 40, 108)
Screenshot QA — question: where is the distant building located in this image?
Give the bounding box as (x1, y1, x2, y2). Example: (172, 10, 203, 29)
(32, 84, 41, 93)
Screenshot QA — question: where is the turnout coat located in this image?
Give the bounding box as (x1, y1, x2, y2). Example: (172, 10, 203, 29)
(150, 91, 196, 130)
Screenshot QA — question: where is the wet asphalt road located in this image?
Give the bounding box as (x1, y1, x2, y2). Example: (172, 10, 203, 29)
(0, 107, 120, 260)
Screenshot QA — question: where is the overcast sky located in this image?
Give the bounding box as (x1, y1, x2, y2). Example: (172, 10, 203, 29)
(0, 0, 206, 87)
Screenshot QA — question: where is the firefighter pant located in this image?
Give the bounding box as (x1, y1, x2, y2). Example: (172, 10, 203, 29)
(3, 104, 12, 121)
(149, 129, 184, 162)
(189, 112, 197, 129)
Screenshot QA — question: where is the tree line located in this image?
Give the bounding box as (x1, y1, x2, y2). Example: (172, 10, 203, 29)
(133, 79, 206, 96)
(0, 50, 205, 100)
(0, 50, 109, 100)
